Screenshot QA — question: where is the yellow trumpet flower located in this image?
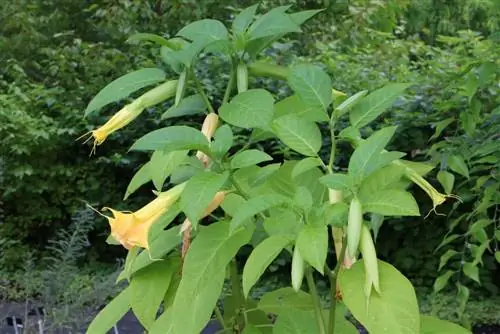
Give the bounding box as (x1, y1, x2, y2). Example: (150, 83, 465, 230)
(101, 182, 186, 250)
(196, 113, 219, 167)
(80, 80, 178, 154)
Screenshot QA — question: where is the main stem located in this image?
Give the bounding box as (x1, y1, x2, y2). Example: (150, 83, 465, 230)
(191, 69, 216, 114)
(230, 258, 246, 330)
(305, 269, 327, 334)
(328, 240, 347, 334)
(222, 59, 236, 105)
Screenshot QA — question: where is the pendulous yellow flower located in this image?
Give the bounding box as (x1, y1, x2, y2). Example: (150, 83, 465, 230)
(80, 80, 178, 154)
(196, 113, 219, 167)
(103, 182, 186, 250)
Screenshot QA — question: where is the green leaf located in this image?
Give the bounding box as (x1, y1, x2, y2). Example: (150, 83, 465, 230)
(335, 90, 368, 116)
(211, 124, 233, 158)
(288, 64, 332, 111)
(468, 219, 492, 235)
(289, 9, 324, 25)
(319, 173, 352, 192)
(436, 234, 460, 251)
(495, 251, 500, 264)
(230, 194, 289, 231)
(340, 260, 420, 334)
(437, 171, 455, 195)
(219, 89, 274, 129)
(291, 157, 322, 179)
(124, 163, 151, 200)
(348, 126, 398, 182)
(370, 214, 384, 241)
(429, 118, 454, 141)
(257, 288, 314, 314)
(84, 68, 166, 116)
(172, 221, 253, 334)
(231, 149, 273, 169)
(324, 202, 349, 228)
(130, 258, 179, 329)
(274, 95, 329, 122)
(439, 250, 459, 271)
(349, 83, 410, 128)
(272, 115, 322, 156)
(362, 189, 420, 216)
(161, 94, 206, 120)
(294, 186, 313, 211)
(150, 150, 188, 191)
(434, 270, 454, 293)
(247, 10, 301, 40)
(457, 283, 470, 316)
(130, 125, 210, 152)
(86, 288, 130, 333)
(296, 225, 327, 274)
(126, 33, 176, 48)
(358, 164, 404, 200)
(462, 263, 480, 283)
(149, 308, 175, 334)
(242, 235, 291, 298)
(250, 163, 281, 187)
(178, 19, 228, 43)
(243, 324, 262, 334)
(233, 4, 259, 34)
(180, 171, 229, 226)
(273, 309, 319, 334)
(420, 315, 471, 334)
(448, 155, 469, 179)
(263, 208, 301, 238)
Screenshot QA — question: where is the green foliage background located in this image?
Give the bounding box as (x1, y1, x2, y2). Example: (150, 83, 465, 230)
(1, 0, 498, 324)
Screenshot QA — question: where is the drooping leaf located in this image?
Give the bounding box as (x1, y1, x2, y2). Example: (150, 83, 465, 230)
(288, 64, 332, 111)
(84, 68, 166, 116)
(130, 258, 179, 329)
(429, 118, 455, 141)
(420, 315, 471, 334)
(231, 149, 273, 169)
(130, 126, 210, 152)
(219, 89, 274, 129)
(172, 221, 253, 334)
(247, 10, 301, 40)
(349, 83, 410, 128)
(161, 94, 206, 120)
(439, 250, 459, 271)
(462, 263, 480, 283)
(86, 288, 131, 333)
(291, 157, 323, 179)
(230, 194, 290, 231)
(242, 235, 291, 298)
(180, 171, 229, 226)
(437, 170, 455, 195)
(358, 164, 404, 200)
(296, 225, 328, 274)
(319, 173, 352, 192)
(233, 4, 259, 34)
(348, 126, 397, 182)
(339, 260, 420, 334)
(272, 115, 322, 156)
(149, 150, 188, 191)
(362, 189, 420, 216)
(433, 270, 454, 293)
(274, 95, 329, 122)
(211, 124, 233, 159)
(263, 208, 301, 239)
(124, 163, 151, 200)
(448, 155, 469, 179)
(178, 19, 229, 43)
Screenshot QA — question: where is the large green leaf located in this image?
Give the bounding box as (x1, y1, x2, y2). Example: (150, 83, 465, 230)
(86, 288, 130, 333)
(348, 126, 397, 182)
(247, 10, 301, 40)
(219, 89, 274, 129)
(178, 19, 228, 43)
(126, 33, 177, 48)
(124, 163, 151, 200)
(339, 260, 420, 334)
(130, 126, 210, 152)
(420, 315, 470, 334)
(231, 149, 273, 169)
(180, 171, 229, 226)
(273, 309, 319, 334)
(263, 208, 301, 239)
(296, 225, 328, 274)
(130, 258, 179, 329)
(349, 84, 410, 128)
(362, 189, 420, 216)
(289, 9, 324, 25)
(149, 308, 175, 334)
(274, 95, 329, 122)
(272, 115, 322, 156)
(172, 221, 253, 334)
(448, 155, 469, 179)
(149, 150, 188, 191)
(230, 194, 290, 231)
(242, 235, 291, 298)
(84, 68, 166, 116)
(358, 164, 405, 200)
(212, 125, 234, 158)
(319, 173, 352, 192)
(288, 64, 332, 111)
(257, 288, 314, 314)
(233, 4, 259, 34)
(161, 94, 206, 120)
(291, 157, 323, 179)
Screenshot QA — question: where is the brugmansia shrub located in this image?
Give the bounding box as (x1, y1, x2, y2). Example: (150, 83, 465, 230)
(82, 5, 472, 334)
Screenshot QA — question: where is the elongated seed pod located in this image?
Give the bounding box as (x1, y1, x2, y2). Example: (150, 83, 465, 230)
(247, 61, 290, 80)
(236, 62, 248, 93)
(360, 224, 380, 298)
(175, 69, 187, 106)
(291, 247, 305, 292)
(136, 80, 178, 108)
(347, 197, 363, 259)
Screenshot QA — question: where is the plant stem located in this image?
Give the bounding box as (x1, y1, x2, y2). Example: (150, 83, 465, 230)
(230, 258, 246, 329)
(214, 306, 227, 329)
(328, 241, 347, 334)
(222, 59, 236, 105)
(327, 119, 337, 174)
(305, 269, 327, 334)
(191, 69, 216, 114)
